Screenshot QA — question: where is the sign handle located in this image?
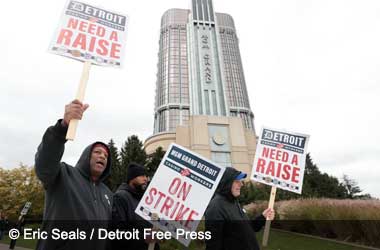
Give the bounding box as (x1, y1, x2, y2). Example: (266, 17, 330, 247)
(66, 61, 92, 141)
(262, 186, 277, 247)
(148, 213, 159, 250)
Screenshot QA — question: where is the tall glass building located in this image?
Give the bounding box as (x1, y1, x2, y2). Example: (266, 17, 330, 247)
(153, 4, 255, 135)
(146, 0, 257, 173)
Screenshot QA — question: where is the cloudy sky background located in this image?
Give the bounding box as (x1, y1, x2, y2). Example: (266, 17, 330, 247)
(1, 0, 379, 197)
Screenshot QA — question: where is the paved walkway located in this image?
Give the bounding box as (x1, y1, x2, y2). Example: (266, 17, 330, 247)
(0, 243, 31, 250)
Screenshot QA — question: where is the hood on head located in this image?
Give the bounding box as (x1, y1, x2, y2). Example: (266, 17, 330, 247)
(75, 141, 111, 182)
(216, 167, 242, 200)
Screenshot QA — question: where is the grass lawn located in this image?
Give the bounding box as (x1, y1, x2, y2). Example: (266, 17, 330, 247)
(258, 230, 373, 250)
(0, 229, 374, 250)
(0, 234, 37, 249)
(159, 229, 374, 250)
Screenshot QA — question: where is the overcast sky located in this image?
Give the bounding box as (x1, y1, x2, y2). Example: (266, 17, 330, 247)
(1, 0, 379, 198)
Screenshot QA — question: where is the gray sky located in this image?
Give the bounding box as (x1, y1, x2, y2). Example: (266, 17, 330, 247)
(1, 0, 379, 198)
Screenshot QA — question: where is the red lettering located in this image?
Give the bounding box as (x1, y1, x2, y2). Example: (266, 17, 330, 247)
(88, 23, 96, 35)
(265, 161, 275, 176)
(160, 197, 174, 216)
(178, 181, 192, 201)
(282, 164, 291, 180)
(72, 33, 87, 50)
(270, 149, 276, 159)
(175, 204, 190, 221)
(278, 151, 289, 162)
(97, 26, 105, 37)
(109, 31, 118, 41)
(78, 21, 88, 32)
(154, 191, 166, 209)
(57, 29, 73, 46)
(185, 210, 199, 228)
(291, 155, 299, 165)
(67, 18, 79, 29)
(96, 39, 109, 56)
(110, 43, 121, 59)
(170, 201, 180, 219)
(275, 162, 282, 178)
(145, 187, 157, 205)
(291, 167, 300, 183)
(256, 158, 266, 173)
(262, 147, 270, 158)
(168, 178, 181, 195)
(89, 36, 96, 52)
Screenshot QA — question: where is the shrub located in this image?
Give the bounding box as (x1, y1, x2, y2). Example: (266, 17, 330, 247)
(245, 198, 380, 248)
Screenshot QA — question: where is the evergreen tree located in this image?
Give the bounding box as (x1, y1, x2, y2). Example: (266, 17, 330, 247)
(120, 135, 147, 181)
(105, 139, 122, 191)
(301, 153, 347, 199)
(145, 147, 165, 178)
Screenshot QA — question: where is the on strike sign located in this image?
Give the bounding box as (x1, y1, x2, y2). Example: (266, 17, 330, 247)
(49, 0, 128, 68)
(135, 143, 225, 246)
(251, 127, 310, 194)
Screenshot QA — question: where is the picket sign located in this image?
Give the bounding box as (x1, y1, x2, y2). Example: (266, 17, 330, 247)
(9, 202, 32, 250)
(262, 186, 277, 247)
(49, 0, 129, 140)
(250, 127, 310, 248)
(66, 61, 91, 140)
(135, 143, 225, 246)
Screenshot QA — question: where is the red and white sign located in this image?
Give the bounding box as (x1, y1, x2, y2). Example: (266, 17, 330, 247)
(49, 0, 128, 68)
(251, 127, 310, 194)
(135, 143, 225, 246)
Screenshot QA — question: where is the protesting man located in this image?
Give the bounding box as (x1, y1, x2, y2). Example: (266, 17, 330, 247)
(111, 163, 159, 250)
(34, 100, 113, 250)
(205, 167, 275, 250)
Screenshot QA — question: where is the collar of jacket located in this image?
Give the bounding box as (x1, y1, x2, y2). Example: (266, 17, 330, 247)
(118, 182, 144, 199)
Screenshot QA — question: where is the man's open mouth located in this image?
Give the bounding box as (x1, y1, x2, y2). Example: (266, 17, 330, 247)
(96, 161, 105, 167)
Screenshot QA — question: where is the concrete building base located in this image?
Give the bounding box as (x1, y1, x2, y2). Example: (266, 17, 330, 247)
(145, 115, 257, 177)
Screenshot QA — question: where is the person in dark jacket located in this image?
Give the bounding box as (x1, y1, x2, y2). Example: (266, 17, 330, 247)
(111, 163, 159, 250)
(34, 100, 113, 250)
(205, 167, 275, 250)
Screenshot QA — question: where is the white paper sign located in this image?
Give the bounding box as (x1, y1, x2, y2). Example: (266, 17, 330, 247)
(135, 143, 225, 246)
(49, 0, 128, 68)
(251, 127, 310, 194)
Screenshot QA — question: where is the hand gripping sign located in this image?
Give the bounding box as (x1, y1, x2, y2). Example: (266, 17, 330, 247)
(49, 0, 128, 140)
(135, 143, 225, 247)
(250, 127, 310, 247)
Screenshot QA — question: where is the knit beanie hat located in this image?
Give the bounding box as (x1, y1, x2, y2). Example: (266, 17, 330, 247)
(126, 163, 146, 183)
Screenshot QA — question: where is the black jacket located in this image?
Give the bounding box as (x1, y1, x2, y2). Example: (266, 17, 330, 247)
(34, 120, 113, 250)
(111, 183, 159, 250)
(205, 167, 265, 250)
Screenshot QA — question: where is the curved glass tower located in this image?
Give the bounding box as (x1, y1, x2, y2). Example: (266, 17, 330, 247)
(153, 2, 255, 135)
(153, 9, 190, 134)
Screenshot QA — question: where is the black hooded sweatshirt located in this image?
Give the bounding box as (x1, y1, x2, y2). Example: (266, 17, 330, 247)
(111, 183, 159, 250)
(204, 167, 265, 250)
(34, 120, 113, 250)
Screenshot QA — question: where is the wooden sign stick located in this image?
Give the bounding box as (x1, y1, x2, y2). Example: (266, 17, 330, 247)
(148, 213, 159, 250)
(66, 61, 92, 140)
(262, 186, 277, 247)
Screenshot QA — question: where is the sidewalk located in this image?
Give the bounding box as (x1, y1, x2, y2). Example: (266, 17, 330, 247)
(0, 243, 31, 250)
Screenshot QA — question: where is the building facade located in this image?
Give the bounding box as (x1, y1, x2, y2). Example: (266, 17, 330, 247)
(146, 0, 257, 175)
